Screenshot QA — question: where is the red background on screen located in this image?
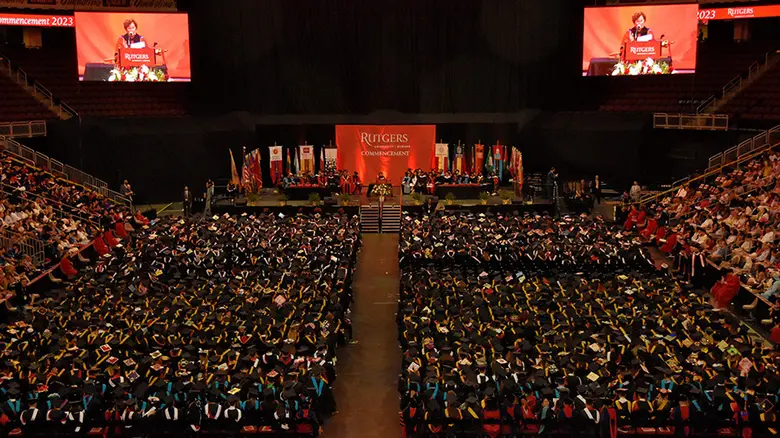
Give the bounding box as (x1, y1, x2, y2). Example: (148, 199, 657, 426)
(582, 4, 699, 73)
(75, 12, 191, 80)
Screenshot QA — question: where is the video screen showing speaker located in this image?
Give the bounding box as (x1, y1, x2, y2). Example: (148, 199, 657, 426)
(582, 4, 698, 77)
(75, 12, 191, 82)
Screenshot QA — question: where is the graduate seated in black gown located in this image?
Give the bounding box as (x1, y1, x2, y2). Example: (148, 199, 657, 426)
(0, 212, 360, 436)
(398, 211, 780, 437)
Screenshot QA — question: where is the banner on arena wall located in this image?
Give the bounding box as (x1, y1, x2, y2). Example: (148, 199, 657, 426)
(0, 0, 177, 11)
(268, 146, 283, 184)
(434, 143, 449, 173)
(335, 125, 435, 184)
(298, 145, 315, 174)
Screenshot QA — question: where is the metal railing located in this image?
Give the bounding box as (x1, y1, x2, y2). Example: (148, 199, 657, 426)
(0, 229, 45, 265)
(639, 125, 779, 206)
(652, 113, 728, 131)
(695, 95, 715, 114)
(696, 47, 779, 115)
(722, 74, 742, 99)
(0, 52, 79, 120)
(0, 135, 132, 209)
(32, 82, 78, 119)
(0, 120, 47, 138)
(707, 125, 780, 171)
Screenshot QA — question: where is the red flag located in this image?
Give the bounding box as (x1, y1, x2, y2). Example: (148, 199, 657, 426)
(251, 149, 262, 189)
(474, 144, 484, 175)
(241, 147, 251, 192)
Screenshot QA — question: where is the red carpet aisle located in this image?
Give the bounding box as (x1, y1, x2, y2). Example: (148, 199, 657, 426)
(322, 234, 402, 438)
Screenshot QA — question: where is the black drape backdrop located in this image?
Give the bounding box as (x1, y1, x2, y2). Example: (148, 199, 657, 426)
(41, 111, 745, 203)
(188, 0, 584, 114)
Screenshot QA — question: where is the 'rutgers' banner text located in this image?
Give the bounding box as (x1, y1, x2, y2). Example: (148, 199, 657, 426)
(0, 0, 177, 11)
(336, 125, 435, 184)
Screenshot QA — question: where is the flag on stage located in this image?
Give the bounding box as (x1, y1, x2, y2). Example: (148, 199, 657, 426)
(516, 150, 523, 190)
(474, 143, 484, 175)
(324, 147, 337, 172)
(492, 143, 504, 181)
(241, 146, 252, 192)
(229, 149, 240, 188)
(269, 145, 283, 185)
(453, 142, 465, 173)
(434, 143, 449, 172)
(299, 144, 314, 173)
(250, 149, 262, 190)
(484, 144, 492, 175)
(320, 147, 326, 173)
(299, 145, 315, 174)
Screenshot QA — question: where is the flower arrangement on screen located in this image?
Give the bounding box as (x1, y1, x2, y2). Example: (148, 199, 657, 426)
(108, 65, 170, 82)
(370, 184, 393, 197)
(612, 58, 672, 76)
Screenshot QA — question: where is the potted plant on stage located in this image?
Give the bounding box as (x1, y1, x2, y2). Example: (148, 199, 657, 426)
(278, 193, 288, 206)
(337, 193, 352, 206)
(445, 192, 456, 206)
(411, 192, 423, 206)
(479, 191, 490, 205)
(499, 190, 513, 205)
(308, 192, 322, 206)
(371, 184, 392, 203)
(247, 192, 260, 206)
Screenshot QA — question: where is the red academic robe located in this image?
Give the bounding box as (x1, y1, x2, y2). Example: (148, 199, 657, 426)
(711, 274, 740, 309)
(660, 233, 677, 253)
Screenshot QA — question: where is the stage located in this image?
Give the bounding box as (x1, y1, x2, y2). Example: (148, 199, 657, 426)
(207, 186, 553, 218)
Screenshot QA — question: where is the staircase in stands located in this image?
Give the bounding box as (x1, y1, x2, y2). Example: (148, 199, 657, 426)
(698, 48, 780, 115)
(360, 204, 380, 233)
(0, 54, 76, 121)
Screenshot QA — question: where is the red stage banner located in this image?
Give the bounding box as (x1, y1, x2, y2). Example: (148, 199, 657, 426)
(336, 125, 435, 185)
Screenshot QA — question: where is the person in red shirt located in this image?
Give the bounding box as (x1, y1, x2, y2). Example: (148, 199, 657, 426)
(710, 268, 741, 309)
(770, 320, 780, 344)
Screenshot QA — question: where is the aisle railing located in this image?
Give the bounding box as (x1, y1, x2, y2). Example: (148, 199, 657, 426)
(639, 127, 779, 206)
(0, 120, 47, 138)
(0, 229, 45, 265)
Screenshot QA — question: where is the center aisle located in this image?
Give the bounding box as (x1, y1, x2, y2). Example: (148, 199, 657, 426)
(322, 234, 401, 438)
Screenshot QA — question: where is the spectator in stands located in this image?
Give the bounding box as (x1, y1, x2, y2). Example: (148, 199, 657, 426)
(760, 269, 780, 301)
(119, 179, 134, 202)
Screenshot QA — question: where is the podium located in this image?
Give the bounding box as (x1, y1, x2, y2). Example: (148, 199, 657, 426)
(622, 41, 667, 61)
(118, 47, 157, 69)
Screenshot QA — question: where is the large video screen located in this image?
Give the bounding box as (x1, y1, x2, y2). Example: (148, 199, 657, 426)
(582, 4, 698, 76)
(75, 12, 190, 82)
